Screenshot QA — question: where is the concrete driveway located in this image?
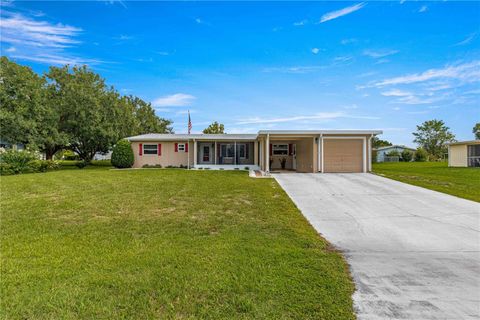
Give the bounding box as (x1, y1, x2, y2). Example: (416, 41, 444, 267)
(273, 173, 480, 320)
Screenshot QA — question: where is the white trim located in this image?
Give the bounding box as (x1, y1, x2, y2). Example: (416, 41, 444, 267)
(193, 140, 197, 166)
(194, 164, 260, 170)
(318, 134, 322, 172)
(214, 141, 217, 165)
(177, 143, 186, 152)
(272, 143, 289, 155)
(265, 134, 270, 172)
(320, 136, 367, 173)
(368, 135, 372, 172)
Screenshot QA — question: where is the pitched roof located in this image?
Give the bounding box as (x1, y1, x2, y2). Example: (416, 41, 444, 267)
(126, 133, 258, 141)
(375, 145, 416, 151)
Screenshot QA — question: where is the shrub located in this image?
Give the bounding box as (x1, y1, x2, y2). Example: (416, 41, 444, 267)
(63, 150, 80, 161)
(28, 160, 60, 172)
(0, 149, 37, 174)
(91, 160, 112, 167)
(401, 150, 413, 162)
(414, 148, 428, 162)
(111, 139, 134, 168)
(142, 164, 162, 168)
(386, 150, 401, 157)
(0, 163, 14, 175)
(76, 160, 88, 169)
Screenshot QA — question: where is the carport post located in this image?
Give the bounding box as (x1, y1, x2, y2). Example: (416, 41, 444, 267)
(265, 134, 270, 172)
(368, 135, 373, 172)
(320, 134, 324, 173)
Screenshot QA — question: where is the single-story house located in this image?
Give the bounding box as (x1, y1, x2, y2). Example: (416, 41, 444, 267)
(126, 130, 382, 173)
(375, 145, 415, 162)
(448, 140, 480, 167)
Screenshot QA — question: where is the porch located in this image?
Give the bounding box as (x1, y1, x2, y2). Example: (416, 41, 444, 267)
(193, 140, 260, 170)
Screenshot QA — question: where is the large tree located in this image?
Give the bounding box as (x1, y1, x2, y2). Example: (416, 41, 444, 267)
(0, 57, 68, 158)
(473, 122, 480, 140)
(372, 136, 392, 148)
(203, 121, 225, 134)
(412, 119, 456, 159)
(128, 96, 173, 135)
(45, 65, 122, 161)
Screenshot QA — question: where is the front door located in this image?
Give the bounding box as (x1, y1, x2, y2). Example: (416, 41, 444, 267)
(202, 145, 211, 163)
(292, 144, 297, 170)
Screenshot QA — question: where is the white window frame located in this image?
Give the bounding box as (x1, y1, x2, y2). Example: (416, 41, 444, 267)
(143, 144, 158, 155)
(273, 144, 289, 156)
(178, 143, 186, 152)
(238, 143, 247, 159)
(221, 144, 234, 158)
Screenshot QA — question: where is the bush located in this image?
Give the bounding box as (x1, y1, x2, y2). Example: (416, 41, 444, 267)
(414, 148, 428, 162)
(143, 164, 162, 168)
(0, 149, 37, 174)
(63, 150, 80, 161)
(386, 150, 401, 157)
(111, 139, 134, 168)
(76, 160, 88, 169)
(27, 160, 60, 172)
(91, 160, 112, 167)
(401, 150, 413, 162)
(0, 163, 14, 175)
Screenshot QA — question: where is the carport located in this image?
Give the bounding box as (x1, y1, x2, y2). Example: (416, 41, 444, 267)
(257, 130, 381, 173)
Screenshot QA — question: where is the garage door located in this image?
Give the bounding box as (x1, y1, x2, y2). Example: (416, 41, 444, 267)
(323, 139, 363, 173)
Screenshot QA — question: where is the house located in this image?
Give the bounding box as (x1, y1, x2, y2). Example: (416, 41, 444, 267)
(448, 140, 480, 167)
(126, 130, 382, 173)
(375, 145, 416, 162)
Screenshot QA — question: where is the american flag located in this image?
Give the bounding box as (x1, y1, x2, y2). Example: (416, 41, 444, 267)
(187, 110, 192, 134)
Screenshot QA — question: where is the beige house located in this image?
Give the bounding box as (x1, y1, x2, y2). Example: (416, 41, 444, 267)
(127, 130, 382, 173)
(448, 140, 480, 167)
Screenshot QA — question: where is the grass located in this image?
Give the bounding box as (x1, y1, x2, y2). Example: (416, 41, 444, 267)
(373, 161, 480, 202)
(0, 168, 355, 319)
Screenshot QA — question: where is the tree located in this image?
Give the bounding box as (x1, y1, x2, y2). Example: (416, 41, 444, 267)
(45, 65, 120, 161)
(127, 96, 173, 135)
(203, 121, 225, 134)
(412, 120, 455, 160)
(474, 123, 480, 140)
(0, 57, 68, 159)
(414, 147, 428, 162)
(372, 136, 392, 148)
(401, 150, 413, 162)
(111, 139, 134, 168)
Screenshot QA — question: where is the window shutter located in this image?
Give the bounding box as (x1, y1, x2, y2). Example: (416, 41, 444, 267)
(175, 143, 178, 152)
(158, 143, 161, 156)
(288, 144, 293, 155)
(245, 144, 249, 159)
(269, 144, 272, 156)
(139, 143, 143, 156)
(185, 143, 188, 152)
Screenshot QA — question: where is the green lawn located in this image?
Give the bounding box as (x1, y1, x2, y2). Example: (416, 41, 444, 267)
(373, 162, 480, 202)
(1, 168, 354, 319)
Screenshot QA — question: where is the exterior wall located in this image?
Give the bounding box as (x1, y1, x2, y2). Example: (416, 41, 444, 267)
(449, 144, 467, 167)
(377, 146, 412, 162)
(296, 138, 314, 173)
(131, 141, 193, 168)
(269, 140, 296, 170)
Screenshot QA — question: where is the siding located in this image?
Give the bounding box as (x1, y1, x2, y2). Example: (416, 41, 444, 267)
(131, 141, 194, 168)
(449, 144, 467, 167)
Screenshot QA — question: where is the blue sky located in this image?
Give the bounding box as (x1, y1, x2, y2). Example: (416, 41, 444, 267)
(1, 1, 479, 145)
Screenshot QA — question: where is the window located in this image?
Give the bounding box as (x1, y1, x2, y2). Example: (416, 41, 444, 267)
(468, 145, 480, 167)
(143, 144, 158, 155)
(238, 144, 246, 159)
(273, 144, 288, 155)
(221, 144, 234, 158)
(178, 143, 186, 152)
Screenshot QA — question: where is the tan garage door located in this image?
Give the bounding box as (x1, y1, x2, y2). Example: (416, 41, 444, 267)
(323, 139, 363, 173)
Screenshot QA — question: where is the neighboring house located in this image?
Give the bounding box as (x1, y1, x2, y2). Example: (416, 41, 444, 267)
(448, 140, 480, 167)
(126, 130, 382, 173)
(93, 151, 112, 160)
(375, 145, 415, 162)
(0, 140, 25, 151)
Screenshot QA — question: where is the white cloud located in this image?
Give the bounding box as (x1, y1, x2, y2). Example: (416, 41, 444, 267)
(0, 12, 82, 48)
(363, 49, 399, 58)
(156, 51, 170, 56)
(333, 56, 352, 62)
(454, 33, 477, 46)
(293, 19, 308, 26)
(393, 107, 401, 111)
(373, 61, 480, 87)
(311, 48, 320, 54)
(10, 54, 102, 66)
(381, 89, 412, 97)
(153, 93, 196, 107)
(5, 46, 16, 52)
(114, 34, 133, 41)
(418, 5, 428, 13)
(340, 38, 357, 45)
(262, 65, 326, 74)
(319, 3, 366, 23)
(236, 112, 379, 125)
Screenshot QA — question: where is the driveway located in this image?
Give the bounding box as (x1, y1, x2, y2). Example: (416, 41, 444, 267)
(273, 173, 480, 320)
